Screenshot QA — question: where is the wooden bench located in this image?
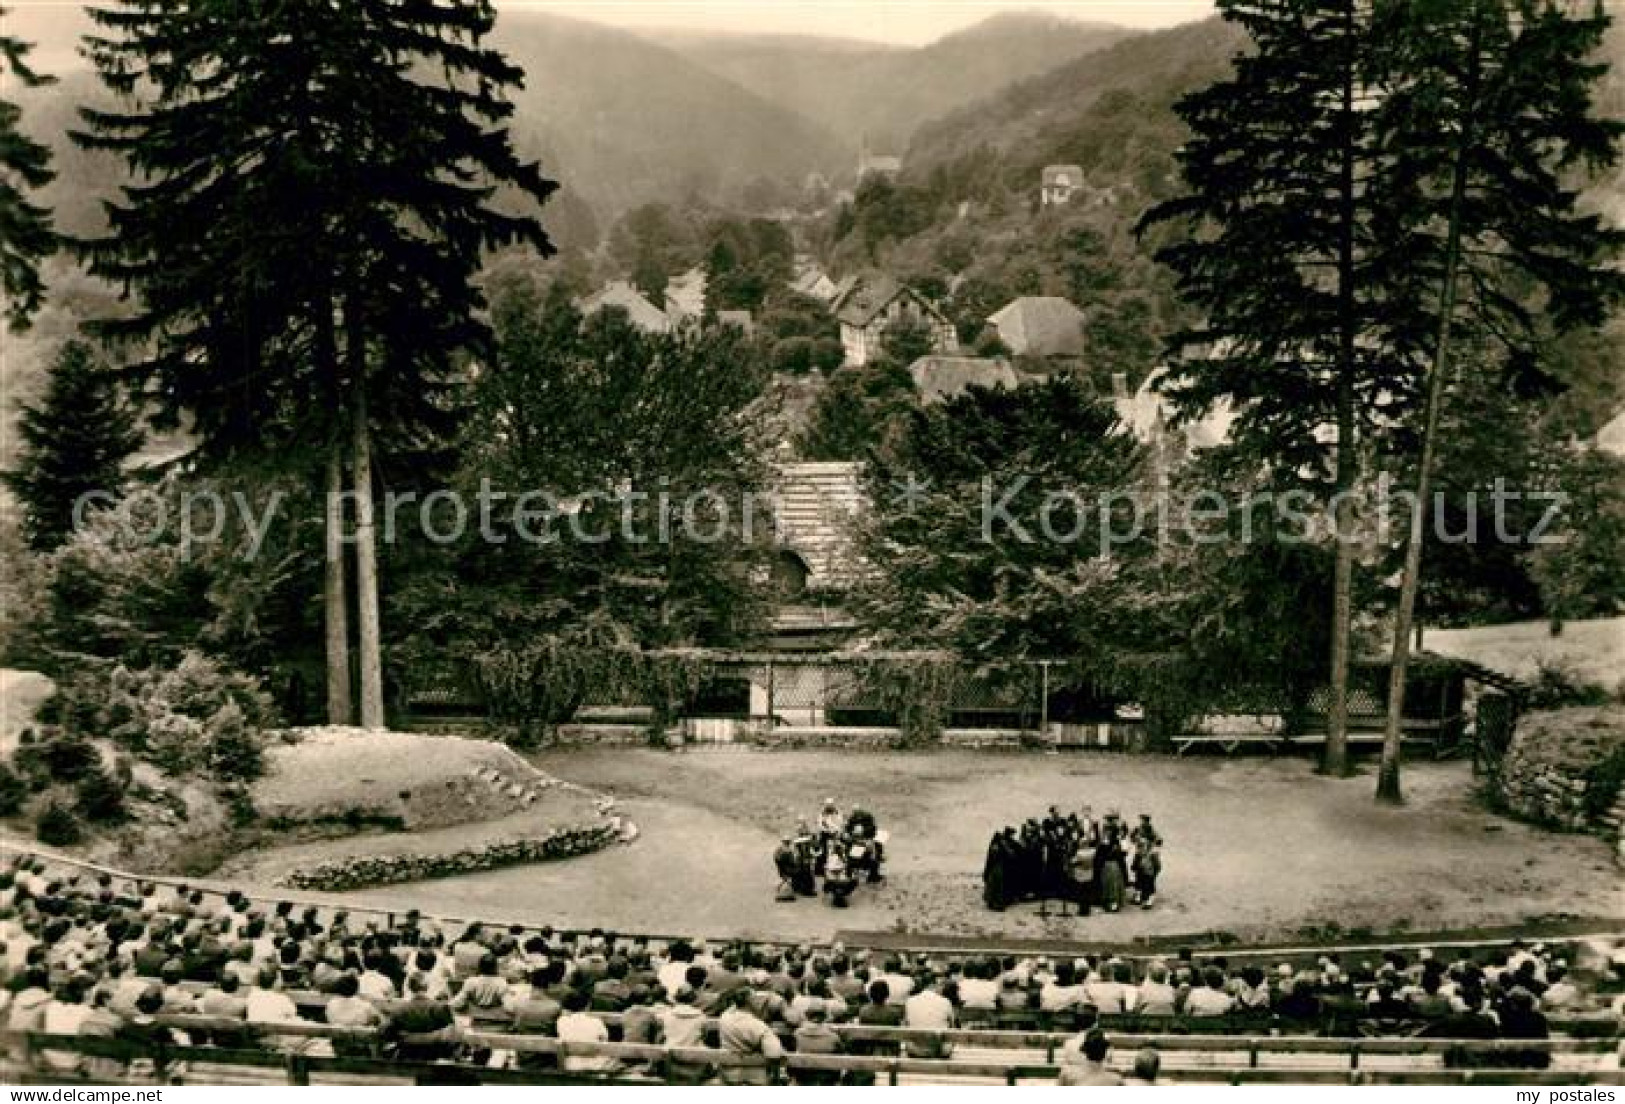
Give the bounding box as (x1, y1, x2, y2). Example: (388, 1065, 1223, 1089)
(10, 1027, 1621, 1087)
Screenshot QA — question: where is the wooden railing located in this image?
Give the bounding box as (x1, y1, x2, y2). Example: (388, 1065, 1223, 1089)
(7, 1015, 1619, 1087)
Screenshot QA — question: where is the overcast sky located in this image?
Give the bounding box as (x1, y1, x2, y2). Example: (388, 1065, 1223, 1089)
(500, 1, 1218, 44)
(3, 1, 1220, 68)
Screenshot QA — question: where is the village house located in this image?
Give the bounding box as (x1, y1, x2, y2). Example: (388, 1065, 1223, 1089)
(715, 308, 754, 335)
(907, 355, 1021, 405)
(831, 274, 958, 367)
(662, 266, 708, 324)
(857, 141, 903, 181)
(765, 460, 864, 653)
(1594, 407, 1625, 457)
(576, 280, 671, 334)
(987, 295, 1087, 359)
(1110, 368, 1235, 485)
(788, 256, 839, 303)
(1040, 163, 1085, 206)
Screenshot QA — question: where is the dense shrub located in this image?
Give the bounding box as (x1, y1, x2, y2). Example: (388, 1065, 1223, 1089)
(1527, 658, 1611, 711)
(13, 731, 100, 786)
(75, 766, 127, 823)
(35, 800, 83, 845)
(51, 651, 276, 784)
(1583, 745, 1625, 821)
(0, 763, 26, 816)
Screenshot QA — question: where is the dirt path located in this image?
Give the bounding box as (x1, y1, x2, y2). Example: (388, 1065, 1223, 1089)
(228, 748, 1622, 945)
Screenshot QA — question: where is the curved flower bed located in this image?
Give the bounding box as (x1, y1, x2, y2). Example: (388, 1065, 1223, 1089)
(281, 822, 619, 891)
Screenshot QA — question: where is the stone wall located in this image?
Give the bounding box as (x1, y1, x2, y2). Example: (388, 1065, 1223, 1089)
(281, 822, 620, 892)
(1492, 707, 1625, 855)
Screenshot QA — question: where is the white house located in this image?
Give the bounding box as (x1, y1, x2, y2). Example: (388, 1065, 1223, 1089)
(1040, 164, 1085, 207)
(830, 275, 957, 367)
(577, 281, 671, 334)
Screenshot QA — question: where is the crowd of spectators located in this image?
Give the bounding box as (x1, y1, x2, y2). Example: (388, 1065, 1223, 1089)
(0, 854, 1609, 1084)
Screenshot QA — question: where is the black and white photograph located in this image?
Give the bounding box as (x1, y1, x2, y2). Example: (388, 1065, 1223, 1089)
(0, 0, 1622, 1091)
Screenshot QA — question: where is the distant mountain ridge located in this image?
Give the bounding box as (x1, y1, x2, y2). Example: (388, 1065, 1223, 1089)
(655, 12, 1136, 154)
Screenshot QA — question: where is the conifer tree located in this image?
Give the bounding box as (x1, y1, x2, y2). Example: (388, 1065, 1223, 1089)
(76, 0, 555, 727)
(0, 5, 56, 328)
(1140, 0, 1429, 775)
(1372, 0, 1623, 802)
(5, 340, 142, 551)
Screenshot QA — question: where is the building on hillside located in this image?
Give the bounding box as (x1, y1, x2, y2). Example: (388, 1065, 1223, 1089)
(663, 266, 708, 324)
(987, 296, 1087, 359)
(789, 257, 839, 304)
(716, 309, 754, 335)
(857, 139, 902, 181)
(577, 281, 671, 335)
(1040, 164, 1086, 207)
(831, 274, 957, 367)
(1110, 369, 1235, 481)
(907, 355, 1021, 405)
(1594, 408, 1625, 458)
(767, 460, 864, 651)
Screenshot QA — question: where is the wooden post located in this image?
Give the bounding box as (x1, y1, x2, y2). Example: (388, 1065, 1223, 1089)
(1039, 662, 1050, 737)
(323, 445, 353, 725)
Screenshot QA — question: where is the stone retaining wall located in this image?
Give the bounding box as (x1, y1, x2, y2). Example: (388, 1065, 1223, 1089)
(1492, 707, 1624, 858)
(280, 822, 620, 892)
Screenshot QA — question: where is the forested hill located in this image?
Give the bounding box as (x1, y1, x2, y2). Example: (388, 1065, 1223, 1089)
(903, 17, 1245, 198)
(488, 12, 850, 217)
(8, 8, 850, 241)
(656, 13, 1135, 155)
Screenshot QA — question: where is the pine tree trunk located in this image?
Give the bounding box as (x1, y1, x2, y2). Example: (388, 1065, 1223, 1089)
(1326, 504, 1355, 776)
(352, 380, 386, 731)
(1323, 29, 1360, 779)
(1379, 4, 1484, 805)
(323, 443, 353, 726)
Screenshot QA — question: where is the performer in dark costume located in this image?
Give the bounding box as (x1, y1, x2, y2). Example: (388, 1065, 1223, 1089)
(790, 821, 820, 896)
(1094, 812, 1128, 912)
(774, 836, 801, 902)
(982, 830, 1011, 910)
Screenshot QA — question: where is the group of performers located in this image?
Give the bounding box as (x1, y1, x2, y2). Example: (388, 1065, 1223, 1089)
(773, 799, 887, 907)
(982, 806, 1162, 915)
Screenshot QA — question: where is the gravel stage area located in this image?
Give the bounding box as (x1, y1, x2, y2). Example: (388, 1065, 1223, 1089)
(227, 746, 1623, 946)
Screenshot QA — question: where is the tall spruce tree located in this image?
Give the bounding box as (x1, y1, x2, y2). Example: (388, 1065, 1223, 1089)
(5, 340, 142, 551)
(76, 0, 555, 728)
(1371, 0, 1623, 802)
(0, 5, 56, 328)
(1140, 0, 1428, 775)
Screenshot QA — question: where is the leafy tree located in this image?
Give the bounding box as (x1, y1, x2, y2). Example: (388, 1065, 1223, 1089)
(1528, 446, 1625, 630)
(853, 374, 1151, 664)
(798, 363, 918, 462)
(1152, 448, 1352, 727)
(1373, 0, 1624, 801)
(880, 317, 938, 367)
(0, 5, 56, 328)
(395, 279, 773, 671)
(5, 340, 142, 551)
(77, 0, 556, 729)
(705, 216, 795, 312)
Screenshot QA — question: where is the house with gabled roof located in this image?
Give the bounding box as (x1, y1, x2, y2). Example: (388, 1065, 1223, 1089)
(766, 460, 865, 651)
(907, 355, 1022, 405)
(987, 296, 1087, 359)
(1040, 164, 1086, 206)
(663, 266, 708, 323)
(577, 280, 671, 335)
(1596, 408, 1625, 458)
(789, 257, 838, 304)
(830, 274, 957, 367)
